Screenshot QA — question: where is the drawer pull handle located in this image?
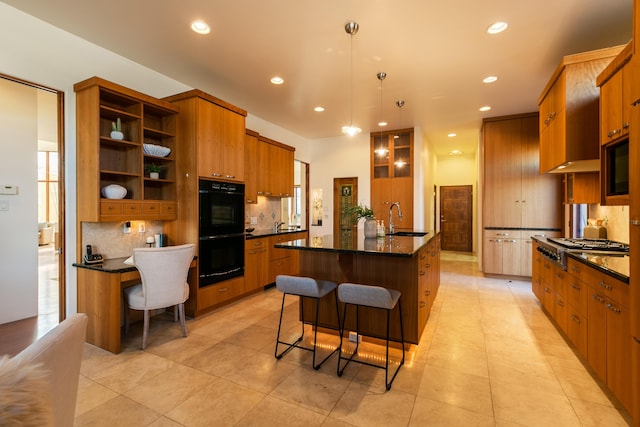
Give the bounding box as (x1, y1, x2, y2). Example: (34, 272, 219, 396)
(571, 315, 580, 324)
(419, 301, 426, 308)
(598, 281, 613, 291)
(592, 294, 605, 303)
(218, 287, 229, 293)
(425, 290, 431, 296)
(556, 300, 564, 307)
(211, 173, 222, 177)
(571, 266, 580, 273)
(419, 271, 426, 276)
(225, 175, 235, 179)
(606, 303, 621, 314)
(570, 283, 581, 291)
(634, 336, 640, 344)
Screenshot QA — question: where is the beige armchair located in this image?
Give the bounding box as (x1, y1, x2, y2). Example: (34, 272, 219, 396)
(124, 244, 195, 350)
(1, 313, 88, 426)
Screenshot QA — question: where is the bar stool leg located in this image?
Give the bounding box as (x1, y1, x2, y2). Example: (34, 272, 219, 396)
(275, 293, 303, 360)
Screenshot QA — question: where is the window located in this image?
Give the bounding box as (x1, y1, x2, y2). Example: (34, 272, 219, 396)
(38, 151, 58, 224)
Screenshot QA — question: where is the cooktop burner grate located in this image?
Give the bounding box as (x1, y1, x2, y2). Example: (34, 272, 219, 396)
(546, 237, 629, 252)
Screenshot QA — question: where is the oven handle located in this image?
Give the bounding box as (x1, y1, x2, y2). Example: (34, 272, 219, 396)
(200, 233, 245, 240)
(200, 267, 243, 279)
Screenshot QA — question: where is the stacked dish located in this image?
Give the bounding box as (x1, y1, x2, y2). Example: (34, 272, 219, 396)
(101, 184, 127, 199)
(143, 143, 171, 157)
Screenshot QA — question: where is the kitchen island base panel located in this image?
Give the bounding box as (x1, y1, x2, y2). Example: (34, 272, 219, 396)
(298, 251, 421, 343)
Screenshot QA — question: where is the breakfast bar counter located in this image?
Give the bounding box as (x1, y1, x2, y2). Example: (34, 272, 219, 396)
(275, 232, 441, 344)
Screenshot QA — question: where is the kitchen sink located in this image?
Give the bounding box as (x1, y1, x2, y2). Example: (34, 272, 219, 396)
(387, 231, 428, 237)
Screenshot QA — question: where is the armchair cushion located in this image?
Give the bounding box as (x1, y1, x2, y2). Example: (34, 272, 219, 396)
(0, 355, 52, 426)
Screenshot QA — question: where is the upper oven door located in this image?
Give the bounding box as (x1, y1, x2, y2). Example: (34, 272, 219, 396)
(199, 179, 245, 237)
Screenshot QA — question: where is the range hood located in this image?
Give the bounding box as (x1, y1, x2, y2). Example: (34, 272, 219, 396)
(546, 159, 600, 174)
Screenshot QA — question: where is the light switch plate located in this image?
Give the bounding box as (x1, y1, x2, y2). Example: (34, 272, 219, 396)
(0, 200, 8, 211)
(250, 217, 258, 225)
(0, 185, 18, 195)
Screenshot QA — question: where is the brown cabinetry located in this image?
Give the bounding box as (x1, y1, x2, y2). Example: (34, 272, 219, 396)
(483, 230, 534, 277)
(256, 135, 295, 198)
(74, 77, 179, 223)
(268, 231, 306, 283)
(244, 129, 260, 203)
(244, 237, 269, 292)
(538, 46, 623, 173)
(370, 128, 414, 229)
(563, 172, 600, 204)
(598, 43, 633, 145)
(629, 91, 640, 427)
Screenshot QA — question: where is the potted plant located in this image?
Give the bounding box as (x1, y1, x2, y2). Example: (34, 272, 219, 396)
(110, 118, 124, 140)
(345, 203, 377, 238)
(145, 163, 162, 179)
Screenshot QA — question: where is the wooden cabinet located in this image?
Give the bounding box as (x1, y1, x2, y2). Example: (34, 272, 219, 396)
(483, 230, 533, 277)
(417, 235, 440, 332)
(244, 237, 269, 292)
(256, 136, 295, 198)
(563, 172, 600, 204)
(371, 128, 414, 230)
(164, 89, 246, 182)
(598, 43, 633, 145)
(244, 129, 260, 204)
(268, 231, 306, 283)
(483, 113, 562, 230)
(74, 77, 179, 222)
(629, 95, 640, 427)
(538, 46, 623, 173)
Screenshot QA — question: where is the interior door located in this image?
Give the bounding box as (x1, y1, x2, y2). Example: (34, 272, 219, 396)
(440, 185, 472, 252)
(333, 177, 358, 240)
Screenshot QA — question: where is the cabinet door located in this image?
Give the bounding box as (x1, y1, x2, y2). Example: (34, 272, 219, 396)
(600, 70, 623, 145)
(606, 300, 632, 411)
(244, 132, 258, 203)
(630, 101, 640, 426)
(483, 118, 523, 228)
(587, 290, 608, 380)
(567, 306, 588, 356)
(197, 100, 224, 178)
(371, 178, 391, 222)
(483, 237, 503, 274)
(221, 108, 245, 181)
(501, 239, 522, 276)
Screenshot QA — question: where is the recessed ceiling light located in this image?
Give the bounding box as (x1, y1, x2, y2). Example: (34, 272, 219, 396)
(314, 106, 325, 112)
(191, 20, 210, 35)
(487, 22, 508, 34)
(447, 133, 457, 138)
(483, 76, 498, 83)
(270, 76, 284, 85)
(449, 150, 463, 155)
(479, 106, 492, 112)
(378, 121, 388, 127)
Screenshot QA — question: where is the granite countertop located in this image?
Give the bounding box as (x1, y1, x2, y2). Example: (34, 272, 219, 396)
(246, 228, 307, 239)
(73, 257, 136, 273)
(566, 252, 630, 283)
(273, 232, 434, 257)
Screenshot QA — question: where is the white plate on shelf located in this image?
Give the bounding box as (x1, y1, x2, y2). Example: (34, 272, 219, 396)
(143, 143, 171, 157)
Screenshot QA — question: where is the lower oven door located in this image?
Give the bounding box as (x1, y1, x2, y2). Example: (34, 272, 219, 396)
(199, 234, 244, 287)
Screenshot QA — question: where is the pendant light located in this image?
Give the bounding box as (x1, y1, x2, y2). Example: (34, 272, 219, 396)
(394, 100, 406, 167)
(375, 72, 389, 156)
(342, 21, 361, 136)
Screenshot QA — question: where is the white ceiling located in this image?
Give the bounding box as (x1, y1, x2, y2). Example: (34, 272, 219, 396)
(5, 0, 633, 155)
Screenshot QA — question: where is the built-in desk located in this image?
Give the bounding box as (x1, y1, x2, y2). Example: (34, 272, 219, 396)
(74, 257, 195, 353)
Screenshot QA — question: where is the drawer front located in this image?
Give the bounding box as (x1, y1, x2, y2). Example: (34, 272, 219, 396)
(197, 277, 245, 310)
(484, 229, 522, 239)
(101, 201, 123, 216)
(567, 307, 587, 356)
(160, 202, 177, 216)
(567, 258, 587, 282)
(143, 202, 161, 215)
(246, 237, 267, 251)
(122, 202, 143, 216)
(590, 269, 629, 308)
(566, 277, 588, 315)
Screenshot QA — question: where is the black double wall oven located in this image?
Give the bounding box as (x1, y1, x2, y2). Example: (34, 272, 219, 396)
(198, 179, 245, 287)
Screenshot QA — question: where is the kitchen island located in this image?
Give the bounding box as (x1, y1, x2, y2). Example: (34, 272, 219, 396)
(274, 232, 441, 344)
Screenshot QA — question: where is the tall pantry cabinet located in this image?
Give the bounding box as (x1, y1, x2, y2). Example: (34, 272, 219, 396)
(482, 113, 562, 276)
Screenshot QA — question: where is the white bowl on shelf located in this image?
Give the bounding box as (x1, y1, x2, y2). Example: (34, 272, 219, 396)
(143, 143, 171, 157)
(101, 184, 127, 199)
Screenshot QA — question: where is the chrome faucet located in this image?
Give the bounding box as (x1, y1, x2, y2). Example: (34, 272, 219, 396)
(274, 221, 285, 232)
(388, 202, 403, 234)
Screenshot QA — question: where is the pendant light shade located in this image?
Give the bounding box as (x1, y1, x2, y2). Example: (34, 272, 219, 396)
(342, 21, 361, 136)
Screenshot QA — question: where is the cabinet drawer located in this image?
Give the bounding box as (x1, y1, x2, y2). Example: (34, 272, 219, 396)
(143, 202, 161, 215)
(101, 201, 123, 216)
(567, 307, 587, 356)
(484, 229, 522, 239)
(566, 277, 588, 315)
(161, 202, 176, 215)
(122, 202, 143, 216)
(246, 237, 267, 251)
(196, 277, 245, 310)
(100, 200, 143, 217)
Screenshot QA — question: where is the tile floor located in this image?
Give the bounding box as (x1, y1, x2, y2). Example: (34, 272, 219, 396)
(74, 252, 632, 426)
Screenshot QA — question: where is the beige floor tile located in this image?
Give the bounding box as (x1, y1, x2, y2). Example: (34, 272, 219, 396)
(124, 363, 216, 414)
(79, 343, 125, 378)
(148, 416, 184, 426)
(417, 364, 493, 416)
(270, 365, 351, 414)
(329, 380, 415, 427)
(551, 363, 616, 406)
(224, 324, 278, 351)
(145, 329, 220, 363)
(569, 397, 633, 426)
(74, 395, 160, 426)
(425, 339, 489, 378)
(491, 379, 581, 426)
(409, 396, 495, 427)
(89, 351, 176, 393)
(165, 377, 265, 427)
(238, 395, 327, 426)
(74, 375, 119, 417)
(487, 355, 565, 395)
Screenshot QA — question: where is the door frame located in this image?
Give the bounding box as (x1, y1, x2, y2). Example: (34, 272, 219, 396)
(439, 184, 473, 252)
(1, 73, 66, 321)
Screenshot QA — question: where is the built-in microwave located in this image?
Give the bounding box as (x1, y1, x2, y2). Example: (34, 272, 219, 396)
(199, 179, 245, 237)
(601, 137, 629, 203)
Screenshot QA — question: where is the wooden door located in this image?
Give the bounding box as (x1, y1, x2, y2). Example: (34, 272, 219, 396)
(221, 107, 244, 181)
(197, 99, 223, 177)
(333, 177, 358, 240)
(440, 185, 472, 251)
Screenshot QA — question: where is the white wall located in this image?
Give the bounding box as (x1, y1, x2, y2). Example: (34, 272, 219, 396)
(0, 79, 39, 323)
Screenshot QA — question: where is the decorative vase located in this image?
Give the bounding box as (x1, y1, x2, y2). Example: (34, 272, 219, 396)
(110, 130, 124, 140)
(149, 172, 160, 179)
(364, 218, 377, 239)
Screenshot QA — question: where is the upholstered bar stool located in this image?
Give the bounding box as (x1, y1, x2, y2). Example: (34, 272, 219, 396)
(337, 282, 405, 390)
(275, 274, 340, 370)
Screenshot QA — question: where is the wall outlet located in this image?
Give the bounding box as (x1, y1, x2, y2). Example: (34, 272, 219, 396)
(138, 222, 145, 233)
(123, 221, 131, 234)
(250, 217, 258, 225)
(348, 331, 361, 343)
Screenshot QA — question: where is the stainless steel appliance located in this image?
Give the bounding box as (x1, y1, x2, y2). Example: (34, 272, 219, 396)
(198, 179, 245, 287)
(534, 236, 629, 270)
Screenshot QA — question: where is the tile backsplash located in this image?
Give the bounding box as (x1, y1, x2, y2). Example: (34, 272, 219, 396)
(245, 197, 285, 231)
(588, 204, 629, 243)
(81, 220, 164, 259)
